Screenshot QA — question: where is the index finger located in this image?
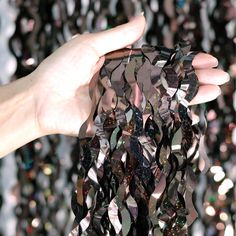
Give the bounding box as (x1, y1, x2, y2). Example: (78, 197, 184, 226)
(192, 53, 218, 69)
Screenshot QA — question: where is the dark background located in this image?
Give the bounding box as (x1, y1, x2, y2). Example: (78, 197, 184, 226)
(0, 0, 235, 235)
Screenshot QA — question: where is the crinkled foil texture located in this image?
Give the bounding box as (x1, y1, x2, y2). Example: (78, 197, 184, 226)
(71, 43, 206, 236)
(2, 1, 235, 236)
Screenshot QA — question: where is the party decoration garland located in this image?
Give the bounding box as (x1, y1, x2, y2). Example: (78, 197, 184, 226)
(71, 42, 207, 236)
(4, 0, 235, 235)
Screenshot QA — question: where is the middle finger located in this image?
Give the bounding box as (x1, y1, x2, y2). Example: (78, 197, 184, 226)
(195, 68, 230, 85)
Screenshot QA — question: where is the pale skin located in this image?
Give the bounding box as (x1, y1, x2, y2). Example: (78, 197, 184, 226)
(0, 15, 230, 158)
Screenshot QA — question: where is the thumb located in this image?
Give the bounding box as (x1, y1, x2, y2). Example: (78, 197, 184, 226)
(81, 15, 146, 57)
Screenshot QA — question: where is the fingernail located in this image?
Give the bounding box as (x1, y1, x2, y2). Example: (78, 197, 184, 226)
(212, 57, 219, 68)
(216, 86, 222, 96)
(207, 54, 218, 67)
(225, 72, 230, 82)
(129, 12, 145, 22)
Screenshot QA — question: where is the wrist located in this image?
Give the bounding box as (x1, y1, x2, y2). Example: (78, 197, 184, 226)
(0, 74, 44, 157)
(23, 73, 46, 138)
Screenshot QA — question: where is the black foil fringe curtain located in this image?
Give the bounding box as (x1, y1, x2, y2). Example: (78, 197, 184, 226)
(70, 43, 207, 236)
(0, 0, 235, 236)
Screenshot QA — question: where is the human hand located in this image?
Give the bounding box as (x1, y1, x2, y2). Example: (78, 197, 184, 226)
(29, 15, 229, 137)
(190, 53, 229, 105)
(30, 15, 145, 136)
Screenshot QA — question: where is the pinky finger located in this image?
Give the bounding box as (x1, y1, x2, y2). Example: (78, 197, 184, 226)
(189, 85, 221, 105)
